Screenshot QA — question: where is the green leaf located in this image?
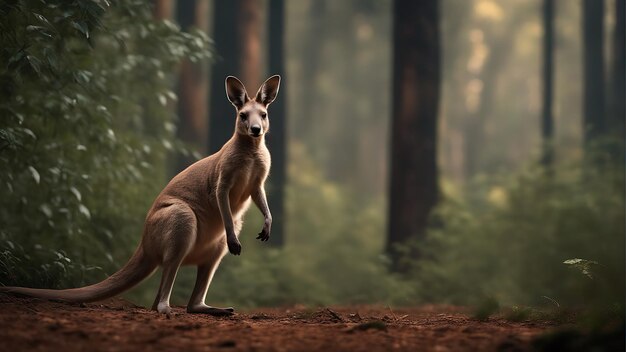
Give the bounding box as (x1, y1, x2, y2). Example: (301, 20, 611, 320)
(78, 204, 91, 219)
(25, 56, 43, 75)
(563, 258, 598, 279)
(69, 187, 82, 201)
(158, 93, 167, 106)
(32, 13, 52, 27)
(39, 204, 52, 218)
(74, 70, 92, 84)
(28, 166, 40, 184)
(26, 25, 46, 32)
(20, 128, 36, 140)
(71, 21, 89, 38)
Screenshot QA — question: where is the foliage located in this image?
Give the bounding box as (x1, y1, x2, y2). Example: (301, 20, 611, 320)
(563, 258, 598, 280)
(0, 0, 211, 288)
(408, 159, 624, 312)
(471, 296, 500, 321)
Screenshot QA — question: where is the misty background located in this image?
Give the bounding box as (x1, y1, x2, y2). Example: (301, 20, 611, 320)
(0, 0, 623, 324)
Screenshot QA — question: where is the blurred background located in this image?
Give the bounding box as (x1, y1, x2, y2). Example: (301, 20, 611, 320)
(0, 0, 623, 322)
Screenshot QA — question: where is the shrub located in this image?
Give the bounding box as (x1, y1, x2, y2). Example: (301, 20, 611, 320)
(0, 0, 211, 288)
(409, 159, 624, 311)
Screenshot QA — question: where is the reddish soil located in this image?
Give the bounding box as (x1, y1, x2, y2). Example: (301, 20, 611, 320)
(0, 295, 561, 351)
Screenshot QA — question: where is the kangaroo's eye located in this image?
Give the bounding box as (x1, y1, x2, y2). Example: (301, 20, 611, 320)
(260, 112, 267, 119)
(239, 112, 247, 120)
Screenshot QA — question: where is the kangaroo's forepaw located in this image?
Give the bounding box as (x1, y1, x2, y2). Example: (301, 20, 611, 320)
(187, 304, 235, 316)
(256, 229, 270, 242)
(227, 238, 242, 255)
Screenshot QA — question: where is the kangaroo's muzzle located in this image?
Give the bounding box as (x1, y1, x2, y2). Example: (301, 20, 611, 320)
(250, 124, 262, 137)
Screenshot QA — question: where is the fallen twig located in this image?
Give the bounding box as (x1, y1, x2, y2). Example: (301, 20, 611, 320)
(326, 308, 343, 322)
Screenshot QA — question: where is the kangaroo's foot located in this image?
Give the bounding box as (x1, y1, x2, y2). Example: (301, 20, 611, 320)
(187, 303, 235, 316)
(156, 302, 172, 315)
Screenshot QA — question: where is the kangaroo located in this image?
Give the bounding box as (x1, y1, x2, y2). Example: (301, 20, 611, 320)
(0, 75, 281, 316)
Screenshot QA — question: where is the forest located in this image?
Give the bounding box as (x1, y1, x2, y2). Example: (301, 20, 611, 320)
(0, 0, 624, 351)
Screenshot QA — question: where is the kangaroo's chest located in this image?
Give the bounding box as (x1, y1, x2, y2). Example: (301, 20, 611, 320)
(229, 158, 269, 206)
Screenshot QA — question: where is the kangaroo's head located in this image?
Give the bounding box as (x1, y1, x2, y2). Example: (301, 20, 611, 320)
(225, 75, 281, 139)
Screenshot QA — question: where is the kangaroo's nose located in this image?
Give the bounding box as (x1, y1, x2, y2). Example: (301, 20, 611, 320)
(250, 125, 262, 136)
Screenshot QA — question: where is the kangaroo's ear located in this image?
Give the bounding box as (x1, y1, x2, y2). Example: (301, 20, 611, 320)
(225, 76, 249, 109)
(255, 75, 281, 106)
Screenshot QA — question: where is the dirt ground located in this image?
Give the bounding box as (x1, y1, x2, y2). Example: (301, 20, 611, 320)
(0, 295, 563, 352)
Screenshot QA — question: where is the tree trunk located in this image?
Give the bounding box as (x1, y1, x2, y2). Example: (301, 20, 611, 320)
(266, 0, 286, 246)
(154, 0, 174, 20)
(208, 0, 262, 154)
(387, 0, 440, 271)
(238, 0, 262, 89)
(175, 0, 209, 173)
(541, 0, 555, 168)
(582, 0, 605, 148)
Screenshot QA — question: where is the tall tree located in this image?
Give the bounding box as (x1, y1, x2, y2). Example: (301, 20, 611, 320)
(175, 0, 209, 172)
(154, 0, 174, 20)
(387, 0, 440, 270)
(208, 0, 262, 154)
(266, 0, 287, 246)
(541, 0, 555, 168)
(582, 0, 605, 148)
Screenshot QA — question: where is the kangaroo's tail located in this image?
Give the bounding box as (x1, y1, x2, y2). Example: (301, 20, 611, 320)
(0, 245, 156, 303)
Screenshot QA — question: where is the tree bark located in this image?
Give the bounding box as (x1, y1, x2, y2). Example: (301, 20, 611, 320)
(387, 0, 440, 271)
(208, 0, 262, 154)
(541, 0, 555, 168)
(266, 0, 286, 246)
(238, 0, 262, 89)
(582, 0, 605, 148)
(175, 0, 209, 173)
(154, 0, 174, 20)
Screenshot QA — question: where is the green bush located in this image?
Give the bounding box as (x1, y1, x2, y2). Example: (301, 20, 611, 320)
(0, 0, 211, 288)
(409, 159, 625, 311)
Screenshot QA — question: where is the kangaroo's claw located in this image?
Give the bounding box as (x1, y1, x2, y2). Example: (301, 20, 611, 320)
(256, 229, 270, 242)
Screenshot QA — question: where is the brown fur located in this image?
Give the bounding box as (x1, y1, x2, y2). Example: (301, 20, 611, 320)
(0, 75, 281, 316)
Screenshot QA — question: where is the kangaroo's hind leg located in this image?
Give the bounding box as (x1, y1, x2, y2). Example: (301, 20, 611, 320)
(187, 218, 242, 315)
(186, 253, 232, 315)
(147, 203, 197, 315)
